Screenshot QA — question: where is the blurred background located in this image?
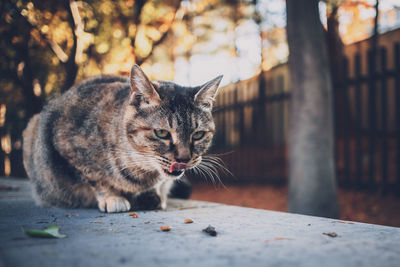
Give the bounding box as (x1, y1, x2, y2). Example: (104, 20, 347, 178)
(1, 0, 400, 226)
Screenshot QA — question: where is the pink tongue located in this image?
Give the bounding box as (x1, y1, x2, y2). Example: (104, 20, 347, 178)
(169, 162, 187, 173)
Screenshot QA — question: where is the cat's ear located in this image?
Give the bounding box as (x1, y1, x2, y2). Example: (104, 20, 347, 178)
(194, 75, 223, 110)
(129, 65, 161, 108)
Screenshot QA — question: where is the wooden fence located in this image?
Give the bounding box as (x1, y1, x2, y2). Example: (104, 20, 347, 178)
(334, 43, 400, 193)
(212, 67, 291, 184)
(211, 43, 400, 195)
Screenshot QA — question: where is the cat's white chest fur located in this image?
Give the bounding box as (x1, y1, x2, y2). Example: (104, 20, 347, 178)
(154, 177, 175, 210)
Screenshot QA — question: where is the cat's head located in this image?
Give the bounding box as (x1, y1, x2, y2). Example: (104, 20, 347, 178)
(123, 65, 222, 179)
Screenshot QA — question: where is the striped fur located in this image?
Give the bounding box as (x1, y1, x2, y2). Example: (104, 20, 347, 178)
(23, 65, 222, 212)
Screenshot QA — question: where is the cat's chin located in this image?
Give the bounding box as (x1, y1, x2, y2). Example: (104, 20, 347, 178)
(163, 169, 185, 178)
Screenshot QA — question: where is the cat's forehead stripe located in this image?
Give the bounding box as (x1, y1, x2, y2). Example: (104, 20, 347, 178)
(167, 116, 173, 129)
(192, 114, 199, 129)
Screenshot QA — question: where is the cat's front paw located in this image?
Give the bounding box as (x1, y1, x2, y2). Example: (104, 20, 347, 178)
(98, 196, 131, 213)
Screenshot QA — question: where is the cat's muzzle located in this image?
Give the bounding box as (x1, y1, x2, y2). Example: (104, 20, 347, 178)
(165, 162, 187, 177)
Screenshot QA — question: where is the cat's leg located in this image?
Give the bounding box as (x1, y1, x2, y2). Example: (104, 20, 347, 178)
(95, 188, 131, 213)
(169, 176, 192, 199)
(97, 195, 131, 213)
(154, 179, 174, 210)
(127, 190, 161, 210)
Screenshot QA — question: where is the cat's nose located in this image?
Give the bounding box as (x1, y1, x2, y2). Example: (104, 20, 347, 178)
(175, 147, 191, 163)
(176, 157, 190, 163)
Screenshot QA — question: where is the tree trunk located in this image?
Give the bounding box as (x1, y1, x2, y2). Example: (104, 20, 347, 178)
(371, 0, 379, 55)
(61, 0, 79, 93)
(327, 5, 344, 81)
(20, 34, 43, 121)
(286, 0, 339, 218)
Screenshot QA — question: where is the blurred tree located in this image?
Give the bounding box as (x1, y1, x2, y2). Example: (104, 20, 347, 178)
(0, 0, 181, 176)
(329, 0, 386, 45)
(325, 0, 346, 139)
(323, 0, 381, 138)
(324, 0, 381, 77)
(325, 0, 344, 81)
(371, 0, 380, 71)
(286, 0, 339, 218)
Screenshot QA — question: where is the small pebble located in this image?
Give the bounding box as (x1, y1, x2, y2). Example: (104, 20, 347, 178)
(202, 225, 217, 236)
(323, 232, 338, 238)
(184, 218, 194, 224)
(129, 212, 138, 218)
(160, 225, 171, 232)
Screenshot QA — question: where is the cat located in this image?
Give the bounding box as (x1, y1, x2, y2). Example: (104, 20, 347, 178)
(23, 65, 222, 213)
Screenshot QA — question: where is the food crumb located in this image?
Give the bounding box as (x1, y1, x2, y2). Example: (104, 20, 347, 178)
(129, 212, 138, 218)
(160, 225, 171, 232)
(184, 218, 194, 224)
(323, 232, 338, 237)
(202, 225, 217, 236)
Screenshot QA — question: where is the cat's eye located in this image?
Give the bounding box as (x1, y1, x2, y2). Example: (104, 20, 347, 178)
(192, 131, 205, 141)
(154, 129, 170, 139)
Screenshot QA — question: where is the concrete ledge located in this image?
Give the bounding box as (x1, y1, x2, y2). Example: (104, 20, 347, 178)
(1, 178, 400, 267)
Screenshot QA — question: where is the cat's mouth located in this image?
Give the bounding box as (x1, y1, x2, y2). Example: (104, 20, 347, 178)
(164, 169, 184, 177)
(163, 162, 187, 177)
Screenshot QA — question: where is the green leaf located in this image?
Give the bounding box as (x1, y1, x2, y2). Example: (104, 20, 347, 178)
(22, 224, 67, 238)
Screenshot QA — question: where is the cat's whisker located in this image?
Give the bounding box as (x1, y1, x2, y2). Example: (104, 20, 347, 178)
(202, 155, 233, 177)
(206, 151, 235, 157)
(198, 164, 226, 189)
(196, 168, 211, 184)
(198, 163, 217, 181)
(115, 163, 155, 179)
(196, 156, 229, 189)
(110, 157, 153, 164)
(201, 164, 217, 181)
(111, 153, 154, 161)
(203, 161, 229, 177)
(192, 165, 212, 184)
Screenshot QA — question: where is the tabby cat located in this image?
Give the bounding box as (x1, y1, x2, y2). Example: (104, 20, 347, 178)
(23, 65, 222, 212)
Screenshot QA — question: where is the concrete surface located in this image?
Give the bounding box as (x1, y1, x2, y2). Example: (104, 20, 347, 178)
(1, 178, 400, 267)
